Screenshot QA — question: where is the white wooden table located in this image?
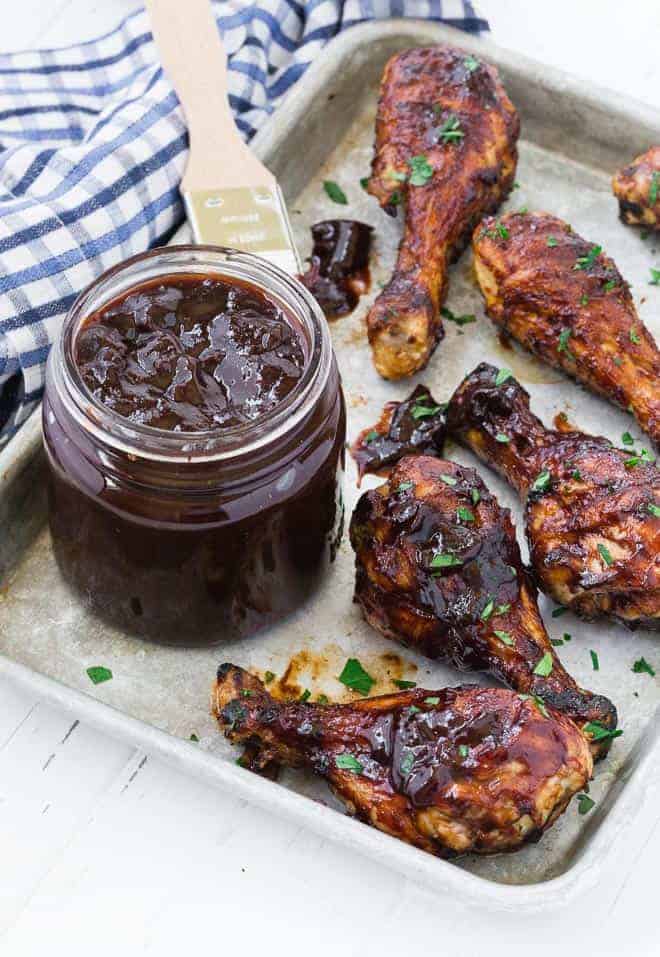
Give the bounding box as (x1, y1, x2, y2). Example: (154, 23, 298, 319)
(2, 3, 659, 954)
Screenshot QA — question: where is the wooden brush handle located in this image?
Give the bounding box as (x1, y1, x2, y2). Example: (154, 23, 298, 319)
(145, 0, 274, 191)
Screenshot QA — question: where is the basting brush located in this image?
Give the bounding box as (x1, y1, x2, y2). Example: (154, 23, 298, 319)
(146, 0, 300, 274)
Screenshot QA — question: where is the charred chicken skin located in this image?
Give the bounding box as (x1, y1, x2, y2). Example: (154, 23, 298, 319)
(213, 664, 593, 858)
(612, 146, 660, 230)
(366, 46, 519, 379)
(472, 211, 660, 448)
(349, 455, 617, 757)
(447, 364, 660, 630)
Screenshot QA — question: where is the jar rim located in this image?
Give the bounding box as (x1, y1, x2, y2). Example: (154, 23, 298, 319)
(52, 245, 333, 463)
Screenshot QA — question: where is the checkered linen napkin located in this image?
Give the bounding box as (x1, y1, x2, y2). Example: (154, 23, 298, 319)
(0, 0, 487, 447)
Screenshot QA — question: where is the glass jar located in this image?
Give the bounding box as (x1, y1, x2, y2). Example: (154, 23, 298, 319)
(43, 246, 346, 646)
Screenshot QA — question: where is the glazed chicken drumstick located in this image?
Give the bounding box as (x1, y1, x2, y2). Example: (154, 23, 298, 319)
(366, 46, 519, 379)
(612, 146, 660, 230)
(447, 363, 660, 629)
(349, 455, 617, 758)
(214, 664, 592, 858)
(472, 211, 660, 447)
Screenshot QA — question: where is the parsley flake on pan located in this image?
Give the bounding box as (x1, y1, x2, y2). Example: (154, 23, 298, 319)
(632, 657, 656, 677)
(338, 658, 375, 696)
(440, 306, 477, 326)
(323, 180, 348, 204)
(86, 666, 113, 685)
(577, 793, 595, 815)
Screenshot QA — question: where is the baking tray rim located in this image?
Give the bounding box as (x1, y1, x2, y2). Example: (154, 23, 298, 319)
(2, 18, 660, 909)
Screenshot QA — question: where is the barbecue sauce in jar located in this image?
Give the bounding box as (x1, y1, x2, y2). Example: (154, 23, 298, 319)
(43, 247, 345, 646)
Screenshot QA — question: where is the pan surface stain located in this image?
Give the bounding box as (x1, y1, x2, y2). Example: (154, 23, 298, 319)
(261, 644, 418, 702)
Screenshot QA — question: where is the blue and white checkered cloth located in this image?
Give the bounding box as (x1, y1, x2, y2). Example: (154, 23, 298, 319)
(0, 0, 487, 447)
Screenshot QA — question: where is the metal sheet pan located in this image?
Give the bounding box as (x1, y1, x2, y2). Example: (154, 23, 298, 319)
(2, 19, 660, 909)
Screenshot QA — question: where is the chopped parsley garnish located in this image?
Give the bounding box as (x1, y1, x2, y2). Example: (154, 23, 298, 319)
(439, 474, 458, 486)
(495, 433, 510, 443)
(630, 327, 641, 344)
(573, 244, 602, 271)
(613, 357, 623, 367)
(410, 396, 443, 419)
(571, 469, 582, 480)
(648, 503, 660, 517)
(495, 630, 514, 646)
(436, 114, 464, 144)
(189, 733, 199, 742)
(547, 236, 558, 247)
(552, 606, 567, 618)
(299, 688, 311, 702)
(530, 470, 552, 493)
(456, 506, 475, 523)
(650, 171, 660, 206)
(430, 552, 463, 570)
(360, 176, 369, 190)
(621, 432, 634, 446)
(480, 598, 495, 621)
(241, 689, 254, 698)
(496, 222, 509, 240)
(471, 488, 481, 506)
(408, 705, 421, 715)
(584, 721, 623, 742)
(424, 696, 440, 706)
(400, 751, 415, 776)
(632, 657, 655, 676)
(563, 632, 572, 642)
(458, 744, 470, 758)
(335, 753, 363, 773)
(577, 793, 595, 815)
(518, 206, 528, 214)
(495, 367, 513, 386)
(394, 679, 417, 689)
(496, 603, 511, 615)
(86, 666, 113, 685)
(464, 55, 479, 72)
(389, 190, 401, 206)
(223, 701, 246, 731)
(440, 306, 477, 326)
(533, 651, 553, 677)
(558, 328, 573, 354)
(397, 481, 414, 492)
(323, 180, 348, 204)
(580, 295, 589, 306)
(518, 693, 549, 718)
(408, 154, 434, 185)
(364, 430, 379, 443)
(338, 658, 375, 696)
(597, 543, 614, 566)
(551, 639, 564, 647)
(650, 268, 660, 286)
(264, 670, 276, 684)
(317, 694, 329, 704)
(603, 279, 617, 292)
(590, 650, 600, 671)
